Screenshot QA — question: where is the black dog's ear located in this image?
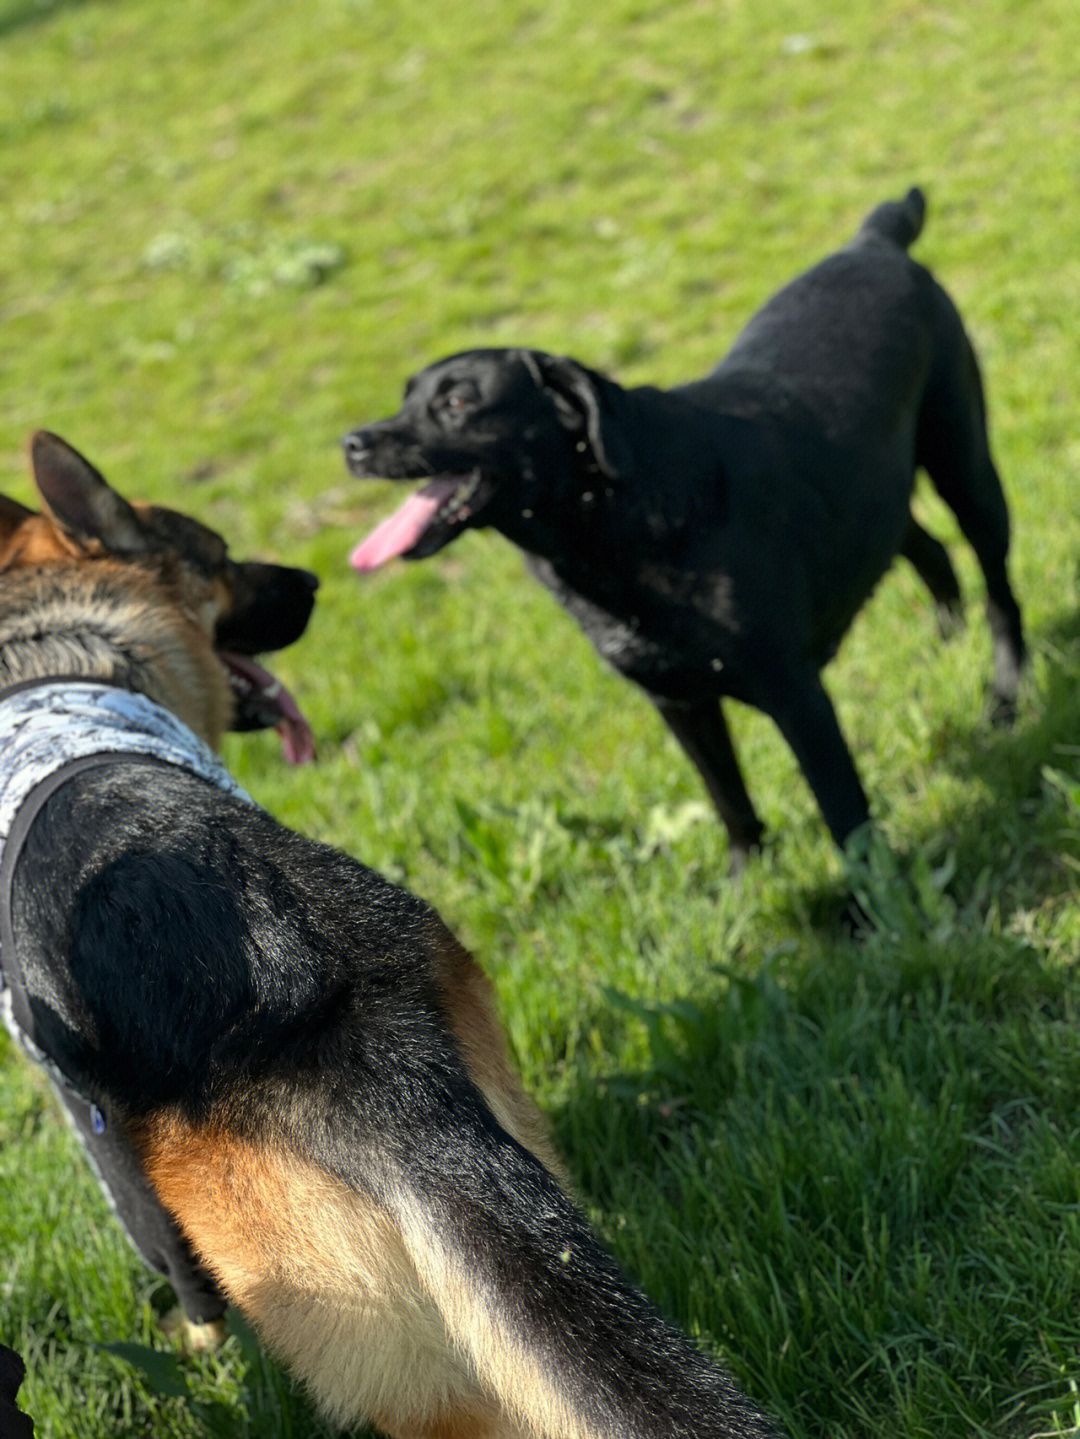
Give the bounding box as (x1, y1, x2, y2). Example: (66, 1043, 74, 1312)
(30, 431, 150, 556)
(522, 352, 635, 480)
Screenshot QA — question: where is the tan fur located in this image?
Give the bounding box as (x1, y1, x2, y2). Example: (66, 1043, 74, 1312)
(0, 566, 235, 747)
(389, 1185, 607, 1439)
(429, 921, 567, 1183)
(130, 1111, 529, 1437)
(0, 509, 80, 566)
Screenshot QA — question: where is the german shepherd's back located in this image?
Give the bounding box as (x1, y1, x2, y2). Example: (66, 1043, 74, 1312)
(24, 760, 776, 1437)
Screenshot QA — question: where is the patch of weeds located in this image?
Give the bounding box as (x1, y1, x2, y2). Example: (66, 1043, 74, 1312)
(141, 218, 346, 297)
(842, 824, 961, 941)
(99, 1311, 337, 1439)
(448, 794, 714, 907)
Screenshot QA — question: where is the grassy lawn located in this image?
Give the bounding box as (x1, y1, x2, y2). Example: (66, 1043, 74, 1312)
(3, 0, 1080, 1434)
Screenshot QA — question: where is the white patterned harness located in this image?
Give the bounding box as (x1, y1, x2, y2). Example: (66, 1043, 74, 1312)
(0, 679, 250, 1077)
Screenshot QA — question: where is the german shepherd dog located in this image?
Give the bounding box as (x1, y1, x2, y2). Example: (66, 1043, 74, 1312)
(2, 434, 778, 1437)
(344, 189, 1025, 869)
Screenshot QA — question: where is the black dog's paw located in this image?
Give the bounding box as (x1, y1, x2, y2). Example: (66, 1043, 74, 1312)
(935, 598, 966, 641)
(727, 841, 757, 879)
(986, 688, 1018, 728)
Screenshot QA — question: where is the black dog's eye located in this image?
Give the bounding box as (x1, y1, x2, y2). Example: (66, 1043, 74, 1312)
(434, 381, 479, 421)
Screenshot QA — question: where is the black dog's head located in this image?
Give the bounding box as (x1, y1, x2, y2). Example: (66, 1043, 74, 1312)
(343, 349, 635, 570)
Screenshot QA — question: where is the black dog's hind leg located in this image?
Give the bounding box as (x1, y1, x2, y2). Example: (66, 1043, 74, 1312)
(918, 296, 1026, 723)
(900, 516, 964, 637)
(930, 449, 1026, 724)
(651, 695, 765, 871)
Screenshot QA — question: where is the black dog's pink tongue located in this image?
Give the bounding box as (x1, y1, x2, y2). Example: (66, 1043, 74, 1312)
(221, 653, 316, 765)
(350, 479, 458, 572)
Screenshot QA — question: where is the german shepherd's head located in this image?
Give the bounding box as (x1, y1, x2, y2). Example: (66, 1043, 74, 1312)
(0, 431, 318, 759)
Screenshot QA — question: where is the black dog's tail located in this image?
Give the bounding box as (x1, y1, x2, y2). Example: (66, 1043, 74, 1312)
(856, 186, 926, 249)
(373, 1111, 780, 1439)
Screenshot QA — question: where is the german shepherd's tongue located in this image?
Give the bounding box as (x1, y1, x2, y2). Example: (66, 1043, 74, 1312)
(350, 479, 458, 572)
(220, 653, 316, 765)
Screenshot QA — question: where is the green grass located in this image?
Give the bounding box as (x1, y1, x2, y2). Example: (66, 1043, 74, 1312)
(3, 0, 1080, 1434)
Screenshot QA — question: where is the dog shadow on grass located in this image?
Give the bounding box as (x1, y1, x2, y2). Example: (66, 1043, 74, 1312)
(547, 809, 1080, 1437)
(540, 609, 1080, 1435)
(914, 601, 1080, 907)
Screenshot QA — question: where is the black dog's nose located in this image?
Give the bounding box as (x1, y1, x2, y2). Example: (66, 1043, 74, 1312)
(342, 431, 371, 469)
(299, 569, 320, 593)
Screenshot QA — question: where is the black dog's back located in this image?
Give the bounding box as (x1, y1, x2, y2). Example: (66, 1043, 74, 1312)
(704, 190, 939, 453)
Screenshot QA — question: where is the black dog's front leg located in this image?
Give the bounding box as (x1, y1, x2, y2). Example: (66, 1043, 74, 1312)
(651, 695, 765, 872)
(761, 671, 871, 849)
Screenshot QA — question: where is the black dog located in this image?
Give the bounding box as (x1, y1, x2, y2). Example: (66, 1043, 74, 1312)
(344, 189, 1025, 868)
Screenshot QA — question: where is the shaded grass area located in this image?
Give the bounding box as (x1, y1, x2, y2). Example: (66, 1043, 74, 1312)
(4, 0, 1080, 1435)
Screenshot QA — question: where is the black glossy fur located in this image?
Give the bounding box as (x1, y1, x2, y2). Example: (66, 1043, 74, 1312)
(6, 438, 779, 1436)
(344, 189, 1025, 866)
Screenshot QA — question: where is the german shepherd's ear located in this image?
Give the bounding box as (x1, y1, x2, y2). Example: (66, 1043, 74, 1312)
(522, 352, 636, 480)
(30, 432, 151, 557)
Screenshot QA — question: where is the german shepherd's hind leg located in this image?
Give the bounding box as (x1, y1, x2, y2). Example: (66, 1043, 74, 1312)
(130, 1112, 511, 1438)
